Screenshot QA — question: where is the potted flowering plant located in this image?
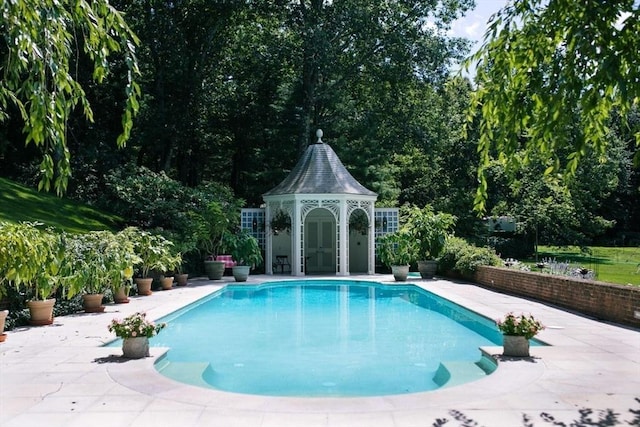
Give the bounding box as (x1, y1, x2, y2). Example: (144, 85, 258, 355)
(108, 312, 166, 358)
(496, 312, 545, 357)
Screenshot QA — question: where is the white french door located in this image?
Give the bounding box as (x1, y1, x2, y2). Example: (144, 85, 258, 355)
(305, 216, 335, 273)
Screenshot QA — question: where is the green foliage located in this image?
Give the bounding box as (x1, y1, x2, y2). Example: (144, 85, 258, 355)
(496, 313, 544, 339)
(485, 141, 622, 246)
(119, 227, 178, 278)
(0, 222, 66, 300)
(270, 210, 291, 235)
(467, 0, 640, 213)
(0, 177, 122, 232)
(349, 210, 370, 235)
(191, 202, 234, 259)
(401, 205, 456, 260)
(439, 237, 503, 275)
(0, 0, 140, 195)
(102, 167, 243, 261)
(376, 230, 419, 267)
(225, 230, 263, 267)
(64, 230, 141, 297)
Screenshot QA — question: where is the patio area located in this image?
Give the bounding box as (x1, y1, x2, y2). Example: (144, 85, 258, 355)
(1, 275, 639, 427)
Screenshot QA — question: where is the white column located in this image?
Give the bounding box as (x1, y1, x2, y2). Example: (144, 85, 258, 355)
(265, 204, 273, 274)
(338, 201, 348, 275)
(368, 203, 375, 274)
(293, 202, 304, 276)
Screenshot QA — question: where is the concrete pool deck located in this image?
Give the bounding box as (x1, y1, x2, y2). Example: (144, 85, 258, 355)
(1, 275, 639, 427)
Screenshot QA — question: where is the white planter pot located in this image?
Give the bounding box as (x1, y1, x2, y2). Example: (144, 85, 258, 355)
(232, 265, 251, 282)
(122, 337, 150, 359)
(391, 265, 409, 281)
(502, 335, 530, 357)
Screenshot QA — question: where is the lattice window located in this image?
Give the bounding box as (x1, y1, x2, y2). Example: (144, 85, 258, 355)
(374, 208, 399, 255)
(240, 208, 266, 249)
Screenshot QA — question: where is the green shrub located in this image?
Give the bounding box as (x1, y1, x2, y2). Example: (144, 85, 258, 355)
(439, 237, 470, 273)
(101, 167, 243, 269)
(440, 237, 502, 275)
(401, 204, 456, 260)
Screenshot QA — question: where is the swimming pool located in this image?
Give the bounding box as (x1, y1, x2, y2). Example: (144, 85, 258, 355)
(148, 280, 515, 397)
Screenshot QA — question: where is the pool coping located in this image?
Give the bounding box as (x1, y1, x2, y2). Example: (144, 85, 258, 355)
(105, 345, 550, 413)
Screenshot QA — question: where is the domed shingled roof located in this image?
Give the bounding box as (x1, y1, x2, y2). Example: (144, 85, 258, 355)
(263, 132, 376, 197)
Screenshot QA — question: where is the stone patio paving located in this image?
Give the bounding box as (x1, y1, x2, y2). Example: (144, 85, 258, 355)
(1, 275, 638, 426)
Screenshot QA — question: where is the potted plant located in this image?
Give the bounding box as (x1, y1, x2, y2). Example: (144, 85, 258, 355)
(113, 267, 134, 304)
(0, 275, 8, 341)
(111, 230, 142, 303)
(173, 240, 194, 286)
(0, 308, 7, 342)
(376, 229, 418, 281)
(159, 252, 182, 290)
(402, 205, 456, 279)
(226, 230, 263, 282)
(496, 312, 545, 357)
(108, 311, 166, 359)
(121, 227, 176, 295)
(65, 231, 119, 313)
(0, 222, 66, 325)
(193, 201, 232, 280)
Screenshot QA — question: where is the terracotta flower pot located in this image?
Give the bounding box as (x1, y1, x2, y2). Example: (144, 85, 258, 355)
(160, 276, 174, 290)
(114, 286, 130, 304)
(0, 310, 8, 342)
(27, 299, 55, 326)
(175, 273, 189, 286)
(122, 337, 149, 359)
(135, 278, 153, 296)
(82, 293, 105, 313)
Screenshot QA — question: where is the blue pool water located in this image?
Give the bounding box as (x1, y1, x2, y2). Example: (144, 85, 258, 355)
(145, 280, 523, 397)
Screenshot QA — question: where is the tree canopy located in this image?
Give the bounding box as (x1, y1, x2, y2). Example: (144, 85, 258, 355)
(1, 0, 639, 248)
(467, 0, 640, 213)
(0, 0, 140, 194)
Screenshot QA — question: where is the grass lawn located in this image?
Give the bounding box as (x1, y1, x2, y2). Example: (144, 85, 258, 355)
(526, 245, 640, 286)
(0, 177, 122, 233)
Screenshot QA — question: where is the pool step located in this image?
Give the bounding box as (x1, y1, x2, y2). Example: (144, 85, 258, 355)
(156, 361, 212, 388)
(433, 358, 495, 388)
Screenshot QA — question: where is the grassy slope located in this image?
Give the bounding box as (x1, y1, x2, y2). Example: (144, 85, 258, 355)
(0, 177, 122, 233)
(528, 246, 640, 286)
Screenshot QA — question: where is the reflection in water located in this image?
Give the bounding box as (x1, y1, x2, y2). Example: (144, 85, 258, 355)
(154, 281, 499, 397)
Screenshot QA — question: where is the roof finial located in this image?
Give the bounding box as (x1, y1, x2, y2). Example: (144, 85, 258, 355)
(316, 129, 323, 144)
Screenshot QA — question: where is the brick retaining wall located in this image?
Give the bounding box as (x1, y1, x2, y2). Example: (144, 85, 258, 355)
(469, 266, 640, 328)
